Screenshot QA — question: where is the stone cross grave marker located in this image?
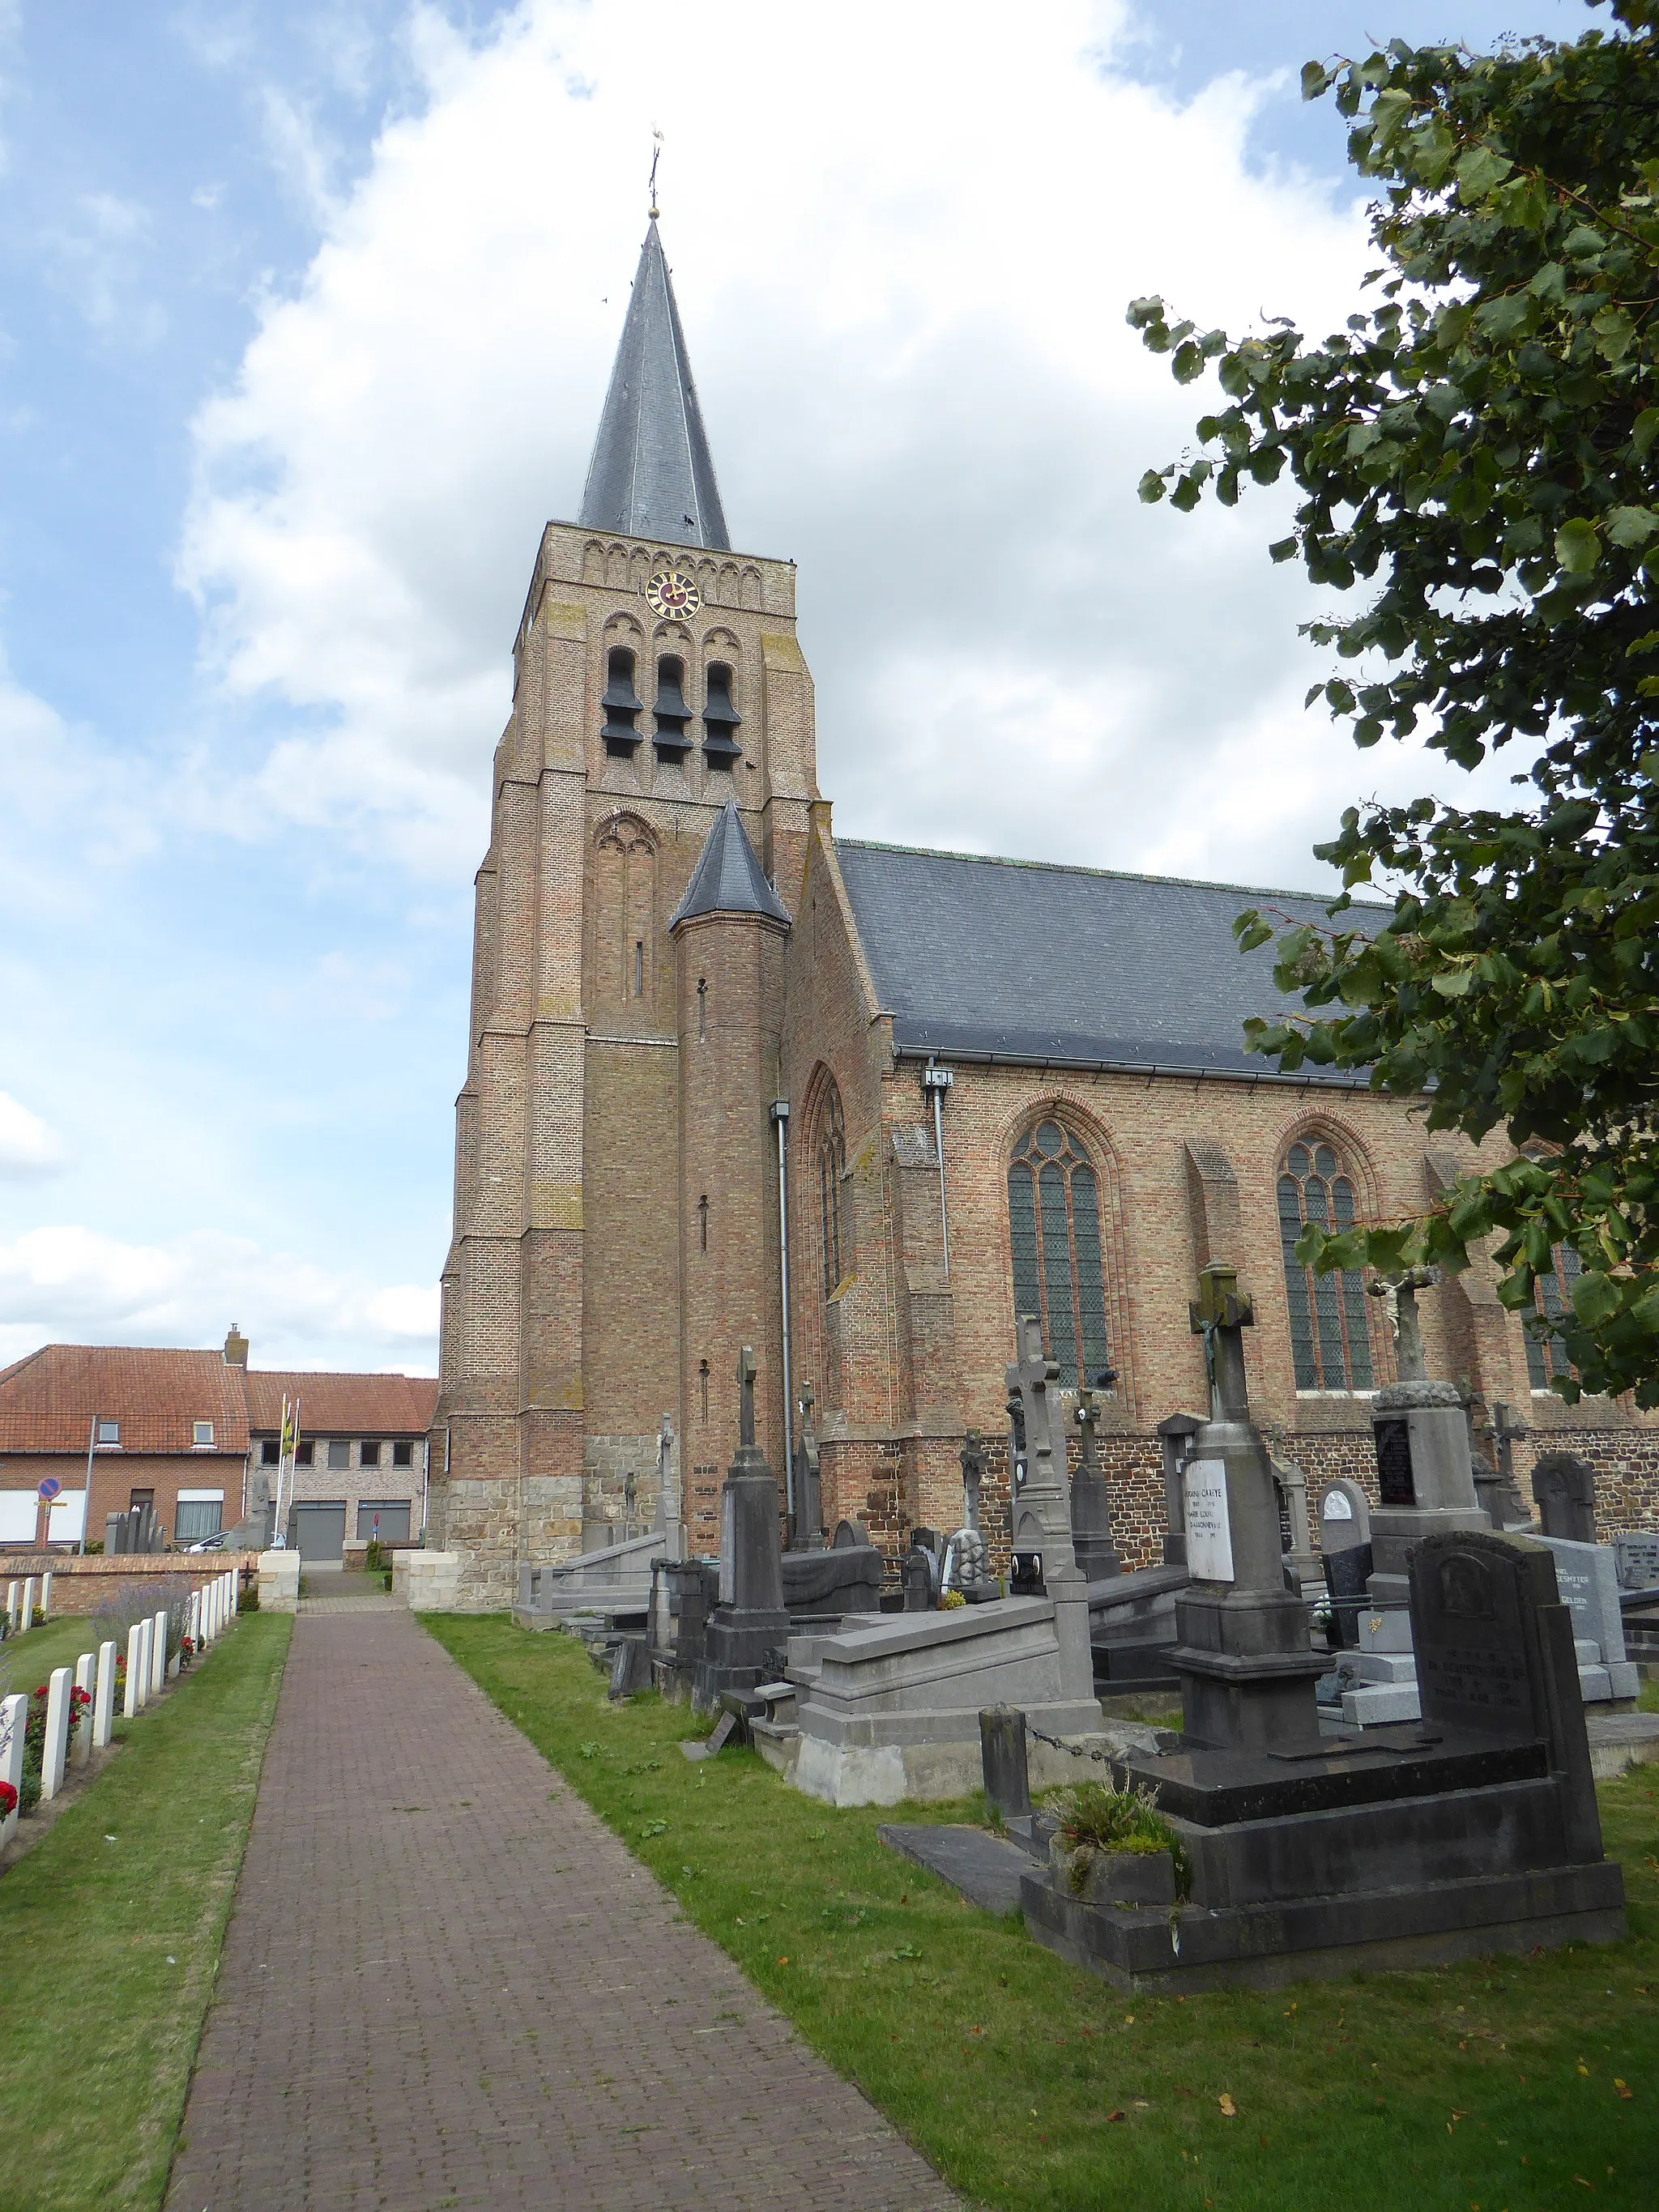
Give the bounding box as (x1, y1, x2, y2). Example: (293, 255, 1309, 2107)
(738, 1342, 757, 1451)
(1006, 1314, 1075, 1579)
(1533, 1453, 1597, 1545)
(1071, 1388, 1122, 1581)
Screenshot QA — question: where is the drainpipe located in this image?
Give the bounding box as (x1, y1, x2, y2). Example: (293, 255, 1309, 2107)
(922, 1061, 955, 1280)
(771, 1099, 795, 1526)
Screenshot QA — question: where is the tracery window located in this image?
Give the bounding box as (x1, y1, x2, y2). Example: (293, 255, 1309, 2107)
(1525, 1242, 1583, 1388)
(1007, 1119, 1111, 1389)
(594, 816, 657, 1005)
(1278, 1137, 1375, 1391)
(817, 1079, 847, 1301)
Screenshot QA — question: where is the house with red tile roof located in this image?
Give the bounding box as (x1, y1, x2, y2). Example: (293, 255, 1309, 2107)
(0, 1327, 437, 1566)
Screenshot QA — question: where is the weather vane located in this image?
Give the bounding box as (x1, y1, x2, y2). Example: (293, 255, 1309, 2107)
(649, 128, 663, 220)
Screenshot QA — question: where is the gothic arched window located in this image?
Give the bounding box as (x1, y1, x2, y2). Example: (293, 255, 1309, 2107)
(817, 1080, 847, 1301)
(1525, 1241, 1583, 1388)
(594, 816, 657, 1006)
(1278, 1137, 1375, 1391)
(1008, 1119, 1111, 1388)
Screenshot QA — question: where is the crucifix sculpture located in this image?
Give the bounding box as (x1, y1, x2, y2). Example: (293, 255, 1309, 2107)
(1188, 1263, 1254, 1422)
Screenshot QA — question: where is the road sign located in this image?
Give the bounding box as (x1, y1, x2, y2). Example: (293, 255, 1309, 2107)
(37, 1477, 62, 1502)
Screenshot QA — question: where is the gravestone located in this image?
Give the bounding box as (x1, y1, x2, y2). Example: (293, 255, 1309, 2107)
(126, 1622, 146, 1717)
(0, 1694, 26, 1847)
(1365, 1273, 1486, 1613)
(1536, 1533, 1641, 1702)
(150, 1609, 168, 1697)
(608, 1635, 651, 1699)
(1410, 1530, 1603, 1862)
(93, 1639, 117, 1750)
(831, 1518, 870, 1549)
(1070, 1389, 1123, 1581)
(979, 1706, 1031, 1822)
(1167, 1264, 1324, 1753)
(1271, 1455, 1320, 1592)
(790, 1386, 825, 1551)
(943, 1431, 998, 1602)
(1317, 1479, 1373, 1651)
(694, 1346, 791, 1709)
(1615, 1532, 1659, 1591)
(1005, 1315, 1093, 1699)
(41, 1668, 72, 1801)
(72, 1652, 94, 1770)
(1157, 1413, 1202, 1567)
(902, 1547, 934, 1613)
(1533, 1453, 1597, 1545)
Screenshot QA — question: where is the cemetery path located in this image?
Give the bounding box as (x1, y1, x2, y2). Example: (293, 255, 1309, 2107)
(164, 1611, 962, 2212)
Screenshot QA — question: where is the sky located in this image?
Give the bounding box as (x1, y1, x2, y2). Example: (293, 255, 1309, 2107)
(0, 0, 1606, 1374)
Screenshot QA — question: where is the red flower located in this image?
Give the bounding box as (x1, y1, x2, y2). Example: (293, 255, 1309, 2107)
(0, 1781, 16, 1817)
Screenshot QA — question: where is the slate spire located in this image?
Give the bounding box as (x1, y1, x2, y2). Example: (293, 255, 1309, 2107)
(670, 802, 790, 930)
(578, 222, 731, 551)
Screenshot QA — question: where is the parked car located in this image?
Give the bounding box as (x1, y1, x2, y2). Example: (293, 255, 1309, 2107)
(186, 1532, 230, 1553)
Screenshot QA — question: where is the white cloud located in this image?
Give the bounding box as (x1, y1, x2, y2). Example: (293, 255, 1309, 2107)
(0, 1225, 437, 1372)
(42, 190, 164, 343)
(177, 0, 1465, 893)
(0, 1094, 69, 1179)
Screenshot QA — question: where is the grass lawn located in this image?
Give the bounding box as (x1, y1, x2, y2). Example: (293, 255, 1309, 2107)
(0, 1612, 292, 2212)
(431, 1614, 1659, 2212)
(0, 1613, 115, 1694)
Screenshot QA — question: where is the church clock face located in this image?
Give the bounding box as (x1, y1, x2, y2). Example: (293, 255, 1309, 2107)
(644, 566, 702, 618)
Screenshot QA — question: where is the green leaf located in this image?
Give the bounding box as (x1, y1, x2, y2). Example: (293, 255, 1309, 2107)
(1571, 1271, 1623, 1328)
(1269, 535, 1298, 563)
(1634, 407, 1659, 458)
(1456, 144, 1514, 199)
(1555, 517, 1601, 575)
(1137, 470, 1167, 505)
(1606, 506, 1659, 549)
(1300, 59, 1331, 101)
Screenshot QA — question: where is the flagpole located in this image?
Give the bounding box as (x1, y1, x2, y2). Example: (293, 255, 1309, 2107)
(81, 1413, 96, 1554)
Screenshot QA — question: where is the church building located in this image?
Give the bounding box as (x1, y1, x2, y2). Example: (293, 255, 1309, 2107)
(430, 222, 1659, 1604)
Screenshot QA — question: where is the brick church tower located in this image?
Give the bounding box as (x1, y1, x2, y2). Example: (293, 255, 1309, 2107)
(433, 222, 818, 1600)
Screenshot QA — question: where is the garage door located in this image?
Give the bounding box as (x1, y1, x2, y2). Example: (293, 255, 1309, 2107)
(294, 1502, 347, 1566)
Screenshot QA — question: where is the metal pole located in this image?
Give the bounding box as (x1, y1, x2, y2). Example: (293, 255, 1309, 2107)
(772, 1101, 795, 1526)
(923, 1062, 954, 1281)
(81, 1413, 96, 1554)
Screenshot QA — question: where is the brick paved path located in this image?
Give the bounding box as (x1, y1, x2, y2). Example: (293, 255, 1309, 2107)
(166, 1614, 961, 2211)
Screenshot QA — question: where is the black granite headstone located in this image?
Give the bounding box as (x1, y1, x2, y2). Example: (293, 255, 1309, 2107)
(1410, 1532, 1551, 1741)
(1533, 1453, 1597, 1545)
(1321, 1542, 1373, 1651)
(608, 1635, 651, 1699)
(902, 1549, 934, 1613)
(1375, 1418, 1415, 1507)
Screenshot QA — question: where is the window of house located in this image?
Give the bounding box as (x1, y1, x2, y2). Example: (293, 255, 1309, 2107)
(96, 1418, 121, 1446)
(193, 1421, 215, 1447)
(260, 1438, 280, 1466)
(1525, 1242, 1584, 1387)
(817, 1079, 847, 1301)
(356, 1500, 412, 1543)
(360, 1440, 382, 1468)
(175, 1490, 224, 1543)
(1007, 1119, 1111, 1389)
(392, 1440, 413, 1467)
(129, 1489, 154, 1511)
(326, 1438, 350, 1471)
(1278, 1138, 1375, 1391)
(296, 1440, 315, 1467)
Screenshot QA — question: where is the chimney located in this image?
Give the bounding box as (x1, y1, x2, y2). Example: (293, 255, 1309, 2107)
(224, 1323, 249, 1369)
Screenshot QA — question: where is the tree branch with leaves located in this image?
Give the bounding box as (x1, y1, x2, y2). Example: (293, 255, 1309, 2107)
(1131, 0, 1659, 1404)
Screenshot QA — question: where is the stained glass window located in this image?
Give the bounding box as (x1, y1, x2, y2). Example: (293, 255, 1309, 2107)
(1278, 1139, 1375, 1391)
(1008, 1119, 1111, 1387)
(1525, 1242, 1583, 1387)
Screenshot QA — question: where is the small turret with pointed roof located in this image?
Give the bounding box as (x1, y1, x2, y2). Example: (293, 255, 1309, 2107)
(671, 802, 791, 930)
(579, 221, 730, 551)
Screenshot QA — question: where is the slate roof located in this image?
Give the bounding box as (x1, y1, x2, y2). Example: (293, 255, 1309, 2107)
(578, 222, 731, 551)
(834, 840, 1384, 1082)
(672, 802, 791, 928)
